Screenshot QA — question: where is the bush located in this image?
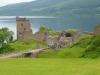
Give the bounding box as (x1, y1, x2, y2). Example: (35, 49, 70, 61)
(73, 34, 93, 48)
(0, 44, 13, 53)
(82, 35, 100, 58)
(0, 40, 46, 54)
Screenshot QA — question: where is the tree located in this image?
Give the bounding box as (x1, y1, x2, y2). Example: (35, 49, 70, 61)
(39, 26, 53, 32)
(0, 27, 14, 48)
(39, 26, 47, 32)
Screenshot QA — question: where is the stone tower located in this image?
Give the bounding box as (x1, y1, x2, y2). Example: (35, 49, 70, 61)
(16, 17, 33, 40)
(94, 25, 100, 35)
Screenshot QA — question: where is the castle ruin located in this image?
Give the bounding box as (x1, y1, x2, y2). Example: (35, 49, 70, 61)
(16, 17, 81, 49)
(16, 17, 33, 40)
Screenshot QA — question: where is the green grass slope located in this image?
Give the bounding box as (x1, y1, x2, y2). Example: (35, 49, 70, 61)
(37, 47, 84, 58)
(0, 40, 46, 54)
(82, 35, 100, 58)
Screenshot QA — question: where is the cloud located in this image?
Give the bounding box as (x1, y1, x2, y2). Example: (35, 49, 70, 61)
(0, 0, 34, 7)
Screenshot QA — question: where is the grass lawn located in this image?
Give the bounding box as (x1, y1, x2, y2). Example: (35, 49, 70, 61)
(0, 58, 100, 75)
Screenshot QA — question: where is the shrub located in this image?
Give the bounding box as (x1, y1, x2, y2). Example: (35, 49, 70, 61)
(82, 35, 100, 58)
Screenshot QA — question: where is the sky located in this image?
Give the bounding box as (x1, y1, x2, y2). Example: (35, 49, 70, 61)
(0, 0, 34, 7)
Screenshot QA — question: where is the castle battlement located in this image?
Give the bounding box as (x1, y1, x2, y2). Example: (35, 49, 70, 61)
(16, 17, 29, 21)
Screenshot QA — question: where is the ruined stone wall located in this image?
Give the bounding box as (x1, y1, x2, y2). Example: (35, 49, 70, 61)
(72, 31, 81, 42)
(33, 32, 48, 42)
(46, 36, 58, 46)
(44, 31, 81, 48)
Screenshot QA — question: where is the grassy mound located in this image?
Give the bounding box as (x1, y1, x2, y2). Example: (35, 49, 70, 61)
(0, 40, 46, 54)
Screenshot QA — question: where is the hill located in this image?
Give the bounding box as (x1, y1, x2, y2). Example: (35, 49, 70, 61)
(0, 0, 100, 31)
(0, 0, 100, 16)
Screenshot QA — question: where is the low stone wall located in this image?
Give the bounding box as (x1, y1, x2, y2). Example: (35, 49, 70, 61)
(33, 32, 48, 42)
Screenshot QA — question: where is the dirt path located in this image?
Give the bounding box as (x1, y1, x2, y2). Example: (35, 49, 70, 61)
(0, 48, 48, 59)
